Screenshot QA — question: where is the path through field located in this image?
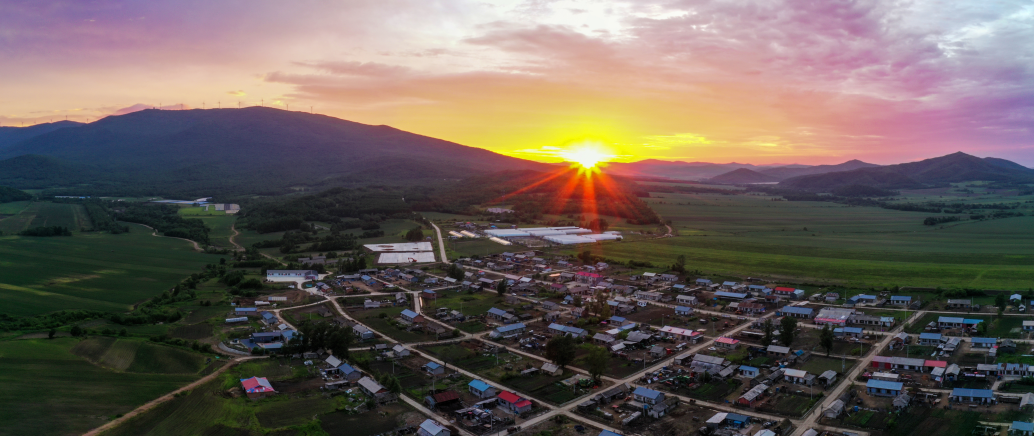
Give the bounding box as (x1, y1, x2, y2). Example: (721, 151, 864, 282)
(129, 222, 202, 251)
(82, 356, 262, 436)
(229, 223, 244, 251)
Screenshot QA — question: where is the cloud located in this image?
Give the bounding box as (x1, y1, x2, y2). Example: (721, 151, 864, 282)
(227, 90, 246, 96)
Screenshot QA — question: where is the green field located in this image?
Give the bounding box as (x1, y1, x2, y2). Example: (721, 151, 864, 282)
(100, 358, 421, 436)
(0, 223, 214, 317)
(70, 337, 208, 374)
(0, 201, 90, 234)
(176, 206, 230, 216)
(0, 338, 201, 436)
(448, 238, 512, 258)
(566, 193, 1034, 289)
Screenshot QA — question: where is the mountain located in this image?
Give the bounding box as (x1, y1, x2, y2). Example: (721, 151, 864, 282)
(758, 159, 880, 180)
(0, 108, 550, 195)
(604, 160, 761, 180)
(0, 120, 82, 150)
(708, 168, 780, 184)
(780, 152, 1034, 191)
(604, 159, 880, 181)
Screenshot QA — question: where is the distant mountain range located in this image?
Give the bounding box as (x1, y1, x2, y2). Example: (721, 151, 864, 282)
(605, 158, 880, 182)
(0, 108, 549, 196)
(779, 152, 1034, 191)
(707, 168, 780, 184)
(0, 120, 82, 150)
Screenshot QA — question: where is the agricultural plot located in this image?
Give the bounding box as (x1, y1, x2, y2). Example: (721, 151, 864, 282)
(565, 194, 1034, 290)
(186, 214, 237, 248)
(71, 337, 208, 374)
(0, 223, 214, 317)
(343, 304, 441, 343)
(0, 338, 199, 436)
(906, 313, 1025, 337)
(799, 355, 856, 375)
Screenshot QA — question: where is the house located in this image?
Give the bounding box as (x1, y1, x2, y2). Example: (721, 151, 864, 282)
(695, 279, 712, 286)
(676, 295, 698, 306)
(824, 292, 840, 303)
(593, 333, 617, 346)
(866, 379, 903, 397)
(833, 327, 864, 338)
(774, 287, 804, 299)
(767, 345, 791, 357)
(972, 337, 997, 348)
(1024, 321, 1034, 331)
(847, 294, 878, 305)
(690, 354, 727, 373)
(737, 383, 767, 405)
(334, 362, 363, 381)
(949, 388, 996, 404)
(892, 392, 911, 409)
(938, 317, 983, 330)
(487, 307, 516, 323)
(946, 299, 972, 309)
(392, 344, 410, 357)
(633, 387, 665, 405)
(870, 356, 925, 372)
(636, 291, 663, 301)
(353, 325, 375, 341)
(541, 363, 562, 376)
(823, 399, 845, 419)
(358, 376, 389, 398)
(497, 391, 533, 414)
(240, 377, 276, 399)
(819, 370, 838, 387)
(740, 365, 760, 379)
(675, 306, 693, 316)
(814, 307, 855, 326)
(400, 309, 424, 324)
(784, 369, 814, 386)
(468, 379, 497, 399)
(1012, 422, 1034, 436)
(625, 331, 653, 345)
(608, 316, 632, 327)
(424, 390, 460, 409)
(491, 323, 526, 339)
(738, 302, 767, 314)
(850, 314, 895, 327)
(778, 306, 814, 319)
(235, 307, 258, 316)
(716, 337, 740, 349)
(715, 291, 748, 301)
(722, 281, 738, 289)
(542, 301, 559, 311)
(266, 270, 318, 280)
(889, 296, 912, 306)
(1001, 339, 1019, 354)
(418, 420, 451, 436)
(424, 362, 446, 376)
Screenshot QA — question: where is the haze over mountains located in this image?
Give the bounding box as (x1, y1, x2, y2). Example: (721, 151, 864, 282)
(0, 108, 1030, 197)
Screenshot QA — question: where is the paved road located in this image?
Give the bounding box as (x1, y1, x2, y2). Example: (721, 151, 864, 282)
(430, 222, 449, 264)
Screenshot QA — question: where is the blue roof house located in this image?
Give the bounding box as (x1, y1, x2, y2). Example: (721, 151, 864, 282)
(867, 379, 903, 397)
(633, 387, 665, 405)
(468, 379, 497, 399)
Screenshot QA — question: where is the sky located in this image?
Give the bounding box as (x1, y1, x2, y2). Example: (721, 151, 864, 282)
(1, 0, 1032, 166)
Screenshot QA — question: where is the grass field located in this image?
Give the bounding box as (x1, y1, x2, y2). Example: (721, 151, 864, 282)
(177, 206, 230, 216)
(70, 337, 208, 374)
(448, 238, 512, 258)
(564, 193, 1034, 289)
(0, 223, 214, 317)
(1, 201, 89, 234)
(800, 355, 856, 375)
(0, 338, 200, 436)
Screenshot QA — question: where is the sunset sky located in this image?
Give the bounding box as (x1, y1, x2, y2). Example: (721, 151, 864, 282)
(2, 0, 1032, 165)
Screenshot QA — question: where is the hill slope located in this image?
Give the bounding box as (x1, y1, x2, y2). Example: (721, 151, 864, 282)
(780, 152, 1034, 190)
(0, 120, 82, 150)
(708, 168, 780, 184)
(759, 159, 880, 180)
(0, 108, 549, 195)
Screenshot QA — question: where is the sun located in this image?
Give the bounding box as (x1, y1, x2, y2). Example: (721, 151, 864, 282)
(560, 142, 614, 169)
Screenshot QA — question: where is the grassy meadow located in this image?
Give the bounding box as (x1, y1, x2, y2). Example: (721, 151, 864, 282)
(0, 222, 214, 317)
(0, 338, 203, 436)
(565, 192, 1034, 289)
(0, 201, 90, 234)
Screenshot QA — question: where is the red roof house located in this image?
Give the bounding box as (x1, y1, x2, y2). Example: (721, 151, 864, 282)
(774, 287, 796, 295)
(497, 390, 533, 414)
(241, 376, 276, 399)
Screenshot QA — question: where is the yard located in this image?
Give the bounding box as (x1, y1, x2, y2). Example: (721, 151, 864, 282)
(343, 302, 446, 343)
(799, 355, 857, 376)
(678, 378, 742, 402)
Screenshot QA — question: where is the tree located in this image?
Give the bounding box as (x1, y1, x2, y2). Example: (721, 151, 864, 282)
(779, 316, 797, 346)
(70, 325, 84, 337)
(405, 227, 425, 241)
(583, 345, 610, 383)
(976, 320, 989, 336)
(48, 328, 56, 339)
(573, 296, 583, 307)
(995, 293, 1007, 312)
(496, 280, 507, 296)
(762, 319, 775, 345)
(329, 326, 355, 359)
(577, 250, 592, 265)
(545, 335, 577, 368)
(671, 254, 687, 274)
(447, 263, 465, 281)
(819, 323, 834, 356)
(588, 218, 610, 233)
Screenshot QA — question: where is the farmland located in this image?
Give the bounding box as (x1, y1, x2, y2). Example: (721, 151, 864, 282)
(564, 192, 1034, 289)
(0, 201, 89, 234)
(0, 223, 215, 317)
(0, 338, 201, 436)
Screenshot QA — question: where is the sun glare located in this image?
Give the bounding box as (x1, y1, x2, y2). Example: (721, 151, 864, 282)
(560, 143, 614, 169)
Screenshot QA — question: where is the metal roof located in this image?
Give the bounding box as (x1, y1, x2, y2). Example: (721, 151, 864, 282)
(1012, 422, 1034, 432)
(972, 337, 997, 344)
(740, 365, 759, 372)
(890, 295, 912, 301)
(866, 379, 903, 390)
(951, 388, 994, 398)
(468, 379, 492, 391)
(633, 386, 663, 400)
(938, 316, 964, 323)
(401, 309, 419, 318)
(919, 333, 942, 340)
(780, 306, 814, 315)
(419, 419, 448, 436)
(496, 323, 526, 333)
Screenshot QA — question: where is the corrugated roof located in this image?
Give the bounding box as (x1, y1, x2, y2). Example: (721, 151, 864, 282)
(633, 386, 663, 400)
(951, 388, 994, 398)
(866, 379, 903, 390)
(468, 379, 492, 391)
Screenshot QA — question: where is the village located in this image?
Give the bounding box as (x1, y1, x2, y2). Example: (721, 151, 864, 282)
(205, 222, 1034, 436)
